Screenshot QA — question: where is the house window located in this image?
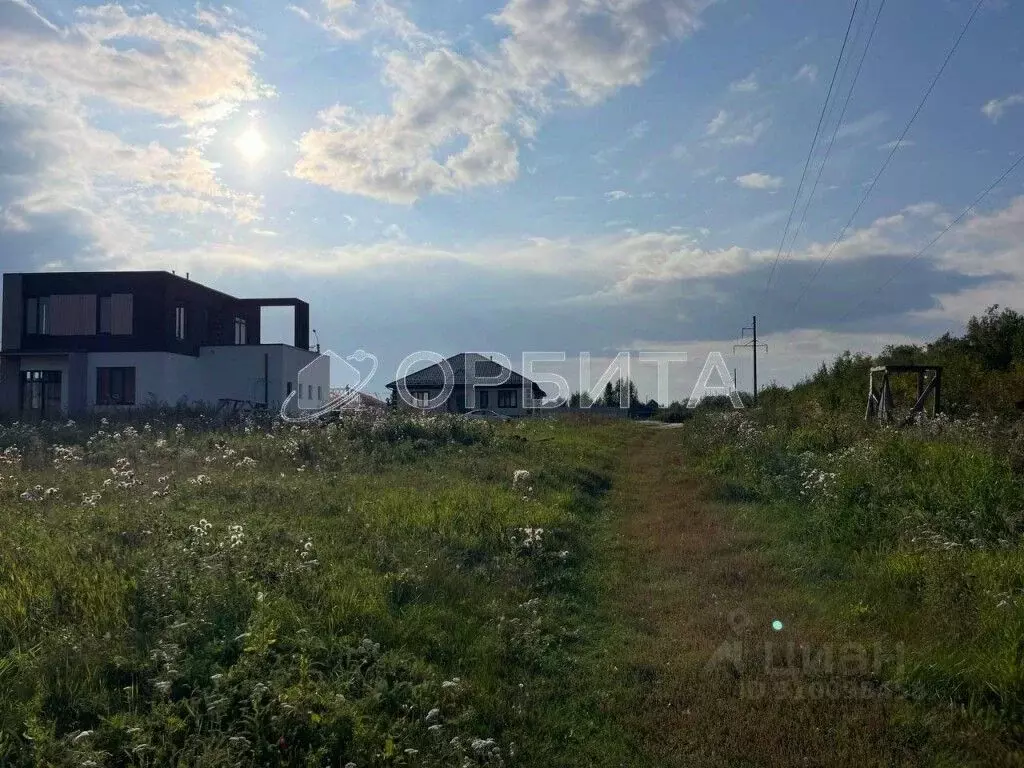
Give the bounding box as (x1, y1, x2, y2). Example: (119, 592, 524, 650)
(317, 385, 322, 400)
(412, 391, 431, 407)
(307, 384, 313, 400)
(234, 317, 247, 345)
(25, 297, 49, 335)
(478, 390, 489, 408)
(96, 367, 136, 406)
(21, 370, 61, 416)
(497, 389, 518, 408)
(175, 306, 186, 340)
(286, 382, 293, 395)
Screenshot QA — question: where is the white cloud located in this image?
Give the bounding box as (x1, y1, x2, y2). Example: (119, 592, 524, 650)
(604, 190, 631, 201)
(294, 49, 520, 202)
(981, 93, 1024, 123)
(629, 121, 651, 140)
(729, 72, 758, 93)
(794, 64, 817, 83)
(720, 117, 770, 146)
(735, 172, 782, 190)
(0, 2, 269, 258)
(289, 0, 444, 48)
(879, 138, 915, 150)
(294, 0, 713, 202)
(705, 109, 728, 136)
(837, 111, 888, 139)
(0, 3, 272, 124)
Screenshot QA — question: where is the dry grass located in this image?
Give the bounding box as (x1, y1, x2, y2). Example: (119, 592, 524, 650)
(603, 427, 1020, 767)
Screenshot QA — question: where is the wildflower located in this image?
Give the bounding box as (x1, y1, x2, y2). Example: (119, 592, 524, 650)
(518, 527, 544, 551)
(425, 707, 441, 724)
(512, 469, 531, 488)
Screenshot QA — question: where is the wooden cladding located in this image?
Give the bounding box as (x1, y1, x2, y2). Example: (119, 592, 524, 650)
(49, 294, 97, 336)
(110, 294, 133, 335)
(26, 293, 132, 337)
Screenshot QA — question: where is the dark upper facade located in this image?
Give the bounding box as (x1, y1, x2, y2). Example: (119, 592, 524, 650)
(1, 271, 310, 356)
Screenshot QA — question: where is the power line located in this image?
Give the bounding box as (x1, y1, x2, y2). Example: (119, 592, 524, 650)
(763, 0, 861, 293)
(781, 0, 887, 271)
(835, 151, 1024, 324)
(787, 0, 986, 313)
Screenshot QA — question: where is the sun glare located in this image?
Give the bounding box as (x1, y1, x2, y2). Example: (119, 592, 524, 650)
(235, 126, 267, 164)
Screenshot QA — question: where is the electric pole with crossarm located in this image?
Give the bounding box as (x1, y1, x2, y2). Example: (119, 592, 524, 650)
(734, 315, 768, 406)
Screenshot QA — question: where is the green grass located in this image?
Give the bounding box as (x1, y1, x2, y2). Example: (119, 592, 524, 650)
(0, 411, 635, 767)
(681, 409, 1024, 747)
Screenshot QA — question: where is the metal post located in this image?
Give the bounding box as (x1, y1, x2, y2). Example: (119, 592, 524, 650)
(752, 315, 758, 406)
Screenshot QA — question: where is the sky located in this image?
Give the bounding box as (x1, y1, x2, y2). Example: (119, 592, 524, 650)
(1, 0, 1023, 402)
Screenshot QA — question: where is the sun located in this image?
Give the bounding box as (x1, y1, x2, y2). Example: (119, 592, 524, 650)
(235, 126, 267, 164)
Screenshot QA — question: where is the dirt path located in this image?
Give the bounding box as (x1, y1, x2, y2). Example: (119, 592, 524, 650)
(606, 427, 932, 768)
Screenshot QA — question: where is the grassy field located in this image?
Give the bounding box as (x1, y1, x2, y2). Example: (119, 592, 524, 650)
(3, 405, 1023, 766)
(0, 411, 636, 767)
(676, 405, 1024, 761)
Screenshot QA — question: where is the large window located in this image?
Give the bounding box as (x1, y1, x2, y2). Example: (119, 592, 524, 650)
(234, 317, 247, 345)
(412, 391, 431, 407)
(24, 297, 49, 335)
(21, 370, 61, 417)
(99, 294, 134, 335)
(478, 390, 489, 408)
(175, 306, 186, 340)
(96, 367, 136, 405)
(497, 389, 518, 408)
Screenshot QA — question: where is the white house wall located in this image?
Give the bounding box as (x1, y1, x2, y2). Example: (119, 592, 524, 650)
(83, 346, 326, 411)
(87, 351, 201, 407)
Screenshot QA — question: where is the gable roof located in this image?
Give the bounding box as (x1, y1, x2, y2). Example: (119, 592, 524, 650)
(385, 353, 547, 397)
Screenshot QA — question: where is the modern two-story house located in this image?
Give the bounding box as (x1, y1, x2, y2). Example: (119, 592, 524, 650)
(385, 353, 547, 416)
(0, 271, 329, 417)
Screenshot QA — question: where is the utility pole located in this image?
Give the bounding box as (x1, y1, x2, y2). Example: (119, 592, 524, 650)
(734, 315, 768, 406)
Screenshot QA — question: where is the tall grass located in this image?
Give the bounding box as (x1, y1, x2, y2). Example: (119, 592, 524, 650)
(0, 411, 632, 766)
(684, 408, 1024, 739)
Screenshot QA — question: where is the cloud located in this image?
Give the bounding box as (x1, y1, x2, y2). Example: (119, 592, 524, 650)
(735, 172, 782, 190)
(289, 0, 444, 48)
(794, 64, 817, 83)
(836, 111, 888, 139)
(729, 72, 758, 93)
(719, 117, 770, 146)
(293, 50, 520, 202)
(705, 109, 728, 136)
(604, 190, 631, 201)
(294, 0, 713, 202)
(0, 2, 270, 262)
(879, 139, 915, 150)
(629, 121, 651, 140)
(981, 93, 1024, 123)
(0, 3, 272, 124)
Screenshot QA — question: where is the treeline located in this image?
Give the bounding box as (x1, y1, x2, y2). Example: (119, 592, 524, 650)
(765, 305, 1024, 418)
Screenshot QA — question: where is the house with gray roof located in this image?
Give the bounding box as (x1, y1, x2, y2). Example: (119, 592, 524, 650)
(385, 353, 547, 416)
